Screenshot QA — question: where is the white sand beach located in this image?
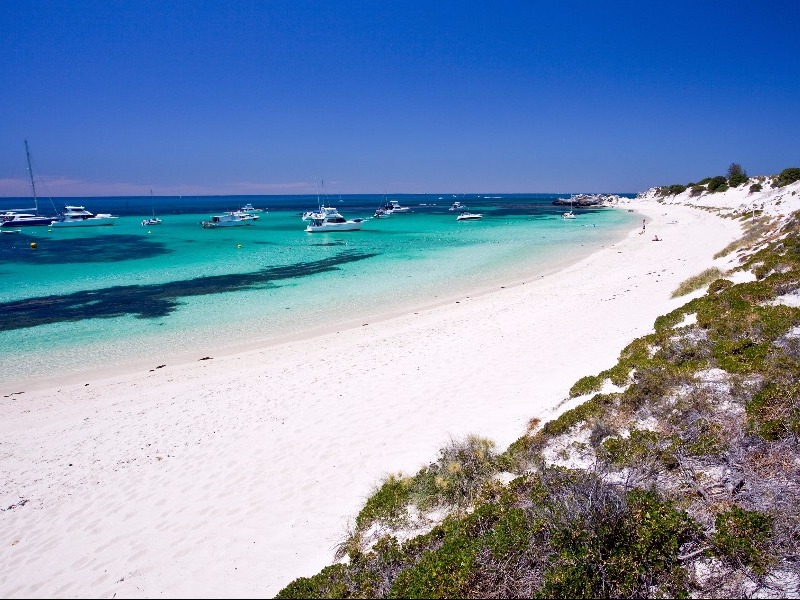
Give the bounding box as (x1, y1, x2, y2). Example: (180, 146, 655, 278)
(0, 198, 763, 598)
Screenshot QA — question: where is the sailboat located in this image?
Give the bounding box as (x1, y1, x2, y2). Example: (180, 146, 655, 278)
(142, 190, 162, 226)
(562, 196, 576, 219)
(0, 140, 58, 228)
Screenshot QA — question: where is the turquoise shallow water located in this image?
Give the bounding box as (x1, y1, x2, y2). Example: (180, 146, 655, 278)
(0, 194, 638, 389)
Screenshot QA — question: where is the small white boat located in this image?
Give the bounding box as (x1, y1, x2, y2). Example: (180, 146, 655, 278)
(449, 201, 468, 211)
(200, 213, 253, 228)
(51, 206, 118, 227)
(141, 190, 162, 226)
(561, 197, 576, 219)
(239, 202, 264, 214)
(1, 228, 22, 234)
(456, 211, 483, 221)
(305, 206, 363, 232)
(373, 207, 391, 219)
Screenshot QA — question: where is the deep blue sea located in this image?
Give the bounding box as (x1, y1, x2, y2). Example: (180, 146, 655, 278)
(0, 193, 638, 390)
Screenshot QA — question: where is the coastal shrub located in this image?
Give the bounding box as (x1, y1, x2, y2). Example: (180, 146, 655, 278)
(707, 176, 728, 192)
(539, 393, 615, 438)
(749, 182, 763, 193)
(356, 474, 413, 531)
(728, 173, 748, 187)
(707, 278, 733, 294)
(667, 184, 687, 195)
(601, 428, 661, 466)
(654, 301, 700, 332)
(705, 299, 800, 374)
(409, 435, 499, 510)
(588, 422, 615, 448)
(712, 506, 773, 574)
(654, 335, 712, 371)
(352, 435, 501, 537)
(539, 488, 700, 599)
(775, 167, 800, 187)
(569, 374, 603, 398)
(683, 418, 727, 457)
(275, 564, 350, 599)
(690, 185, 705, 197)
(388, 504, 501, 598)
(654, 186, 670, 197)
(621, 365, 676, 411)
(671, 268, 723, 298)
(746, 380, 800, 440)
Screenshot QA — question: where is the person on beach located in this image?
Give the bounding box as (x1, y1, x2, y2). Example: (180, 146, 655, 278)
(642, 219, 646, 231)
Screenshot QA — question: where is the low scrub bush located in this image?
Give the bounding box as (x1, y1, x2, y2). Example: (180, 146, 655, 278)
(707, 176, 727, 192)
(712, 506, 773, 574)
(774, 167, 800, 187)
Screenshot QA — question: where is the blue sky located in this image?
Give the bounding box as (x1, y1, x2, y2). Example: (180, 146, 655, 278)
(1, 1, 798, 196)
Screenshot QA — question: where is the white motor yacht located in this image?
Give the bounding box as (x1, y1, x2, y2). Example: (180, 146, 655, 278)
(456, 211, 483, 221)
(200, 213, 253, 228)
(305, 206, 363, 232)
(386, 199, 410, 213)
(50, 206, 118, 227)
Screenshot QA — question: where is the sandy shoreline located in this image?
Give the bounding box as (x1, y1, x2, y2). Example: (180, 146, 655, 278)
(0, 202, 744, 598)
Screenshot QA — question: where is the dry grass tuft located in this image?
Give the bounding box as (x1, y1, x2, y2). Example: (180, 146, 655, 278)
(672, 268, 723, 298)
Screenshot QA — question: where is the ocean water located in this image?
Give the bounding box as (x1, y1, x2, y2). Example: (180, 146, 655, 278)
(0, 194, 638, 389)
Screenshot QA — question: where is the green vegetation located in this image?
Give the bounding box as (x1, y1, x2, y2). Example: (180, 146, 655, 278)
(653, 162, 800, 197)
(276, 207, 800, 599)
(706, 176, 728, 192)
(774, 167, 800, 187)
(667, 184, 686, 195)
(712, 506, 773, 574)
(727, 163, 748, 187)
(277, 472, 704, 599)
(690, 184, 705, 197)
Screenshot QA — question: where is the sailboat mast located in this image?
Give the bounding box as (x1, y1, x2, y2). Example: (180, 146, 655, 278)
(24, 139, 39, 214)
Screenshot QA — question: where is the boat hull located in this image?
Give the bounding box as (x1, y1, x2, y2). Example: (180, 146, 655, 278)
(1, 217, 55, 227)
(305, 221, 363, 232)
(51, 218, 117, 227)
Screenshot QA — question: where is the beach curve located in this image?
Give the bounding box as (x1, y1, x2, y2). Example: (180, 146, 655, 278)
(0, 202, 743, 598)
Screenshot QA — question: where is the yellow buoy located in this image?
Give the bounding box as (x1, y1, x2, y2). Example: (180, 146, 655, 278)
(30, 242, 37, 249)
(237, 244, 242, 248)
